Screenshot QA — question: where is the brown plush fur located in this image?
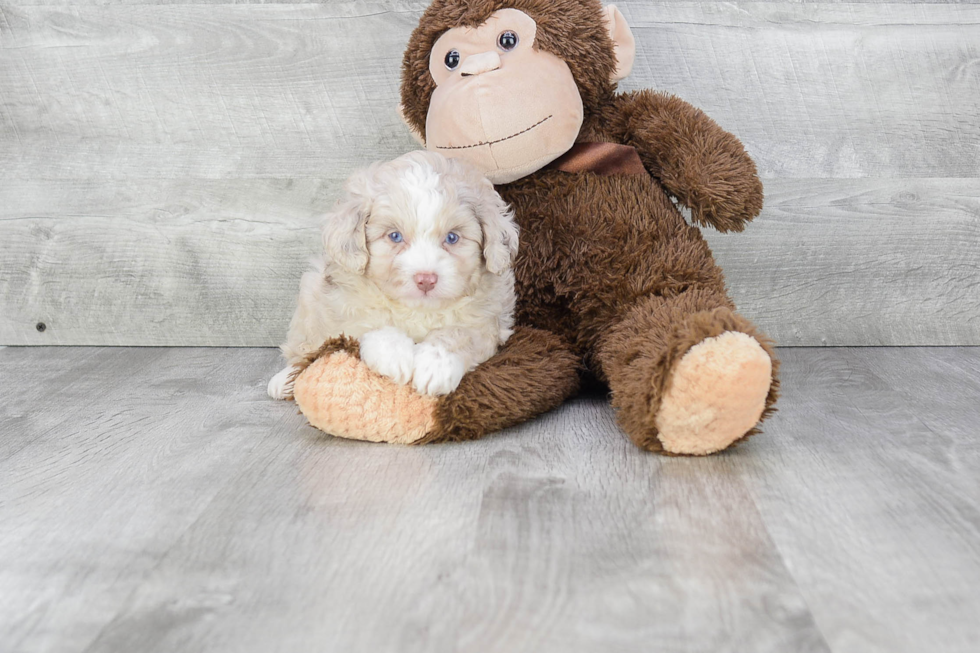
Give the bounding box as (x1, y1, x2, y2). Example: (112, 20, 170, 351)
(424, 326, 582, 443)
(391, 0, 779, 453)
(492, 167, 778, 452)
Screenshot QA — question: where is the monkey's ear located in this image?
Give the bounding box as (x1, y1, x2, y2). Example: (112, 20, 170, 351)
(604, 5, 635, 82)
(398, 103, 426, 147)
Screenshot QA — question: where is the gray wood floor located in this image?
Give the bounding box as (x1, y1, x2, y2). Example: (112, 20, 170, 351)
(1, 347, 978, 652)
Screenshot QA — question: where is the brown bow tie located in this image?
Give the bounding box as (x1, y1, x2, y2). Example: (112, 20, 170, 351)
(546, 142, 647, 177)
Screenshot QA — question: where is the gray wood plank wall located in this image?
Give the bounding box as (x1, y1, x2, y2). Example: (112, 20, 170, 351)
(1, 1, 978, 346)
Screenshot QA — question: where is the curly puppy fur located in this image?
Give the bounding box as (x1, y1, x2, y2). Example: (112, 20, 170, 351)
(272, 150, 519, 399)
(389, 0, 778, 453)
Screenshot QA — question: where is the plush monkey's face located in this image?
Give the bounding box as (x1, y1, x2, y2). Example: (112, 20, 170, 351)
(409, 5, 637, 185)
(423, 9, 584, 184)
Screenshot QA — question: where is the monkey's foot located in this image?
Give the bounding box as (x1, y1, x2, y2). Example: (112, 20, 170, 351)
(290, 328, 581, 445)
(654, 331, 772, 456)
(293, 348, 437, 445)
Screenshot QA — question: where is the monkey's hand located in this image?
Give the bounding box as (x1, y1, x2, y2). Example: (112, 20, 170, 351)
(617, 90, 763, 233)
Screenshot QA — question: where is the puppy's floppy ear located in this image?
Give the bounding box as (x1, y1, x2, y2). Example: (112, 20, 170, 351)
(470, 176, 519, 275)
(322, 171, 372, 274)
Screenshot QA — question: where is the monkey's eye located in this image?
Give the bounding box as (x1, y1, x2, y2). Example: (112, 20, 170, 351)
(444, 50, 461, 70)
(445, 232, 460, 245)
(388, 232, 404, 243)
(497, 31, 519, 51)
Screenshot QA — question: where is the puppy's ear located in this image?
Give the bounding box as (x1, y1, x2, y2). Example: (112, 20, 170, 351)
(471, 177, 519, 275)
(322, 173, 371, 274)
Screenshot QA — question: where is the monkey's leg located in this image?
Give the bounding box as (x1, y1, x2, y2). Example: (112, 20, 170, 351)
(595, 287, 779, 455)
(291, 327, 581, 445)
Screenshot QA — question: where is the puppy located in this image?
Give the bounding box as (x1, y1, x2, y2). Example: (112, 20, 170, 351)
(268, 150, 518, 400)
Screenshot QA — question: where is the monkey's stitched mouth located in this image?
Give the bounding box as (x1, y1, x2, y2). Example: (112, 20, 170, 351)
(435, 115, 553, 150)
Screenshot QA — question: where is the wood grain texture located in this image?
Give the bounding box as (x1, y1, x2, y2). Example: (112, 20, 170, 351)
(621, 3, 980, 179)
(1, 1, 978, 345)
(735, 347, 980, 652)
(0, 348, 297, 652)
(705, 178, 980, 346)
(2, 2, 978, 179)
(1, 346, 979, 652)
(2, 178, 977, 345)
(0, 2, 422, 179)
(0, 179, 328, 346)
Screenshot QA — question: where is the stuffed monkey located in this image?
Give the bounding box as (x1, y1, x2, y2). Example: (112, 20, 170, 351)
(291, 0, 778, 455)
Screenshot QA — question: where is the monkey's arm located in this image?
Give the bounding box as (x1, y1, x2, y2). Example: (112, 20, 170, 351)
(616, 90, 763, 233)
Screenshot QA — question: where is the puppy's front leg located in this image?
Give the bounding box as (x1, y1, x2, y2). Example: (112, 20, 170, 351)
(268, 365, 299, 400)
(413, 327, 496, 396)
(413, 343, 465, 396)
(359, 327, 416, 385)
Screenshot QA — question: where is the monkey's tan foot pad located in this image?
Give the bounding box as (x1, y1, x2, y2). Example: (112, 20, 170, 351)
(655, 331, 772, 456)
(293, 350, 437, 445)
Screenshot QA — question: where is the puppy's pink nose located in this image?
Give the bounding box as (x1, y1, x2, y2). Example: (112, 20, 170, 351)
(414, 272, 438, 293)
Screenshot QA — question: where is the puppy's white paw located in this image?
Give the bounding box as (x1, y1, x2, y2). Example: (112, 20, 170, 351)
(268, 365, 297, 400)
(412, 343, 465, 396)
(359, 327, 416, 385)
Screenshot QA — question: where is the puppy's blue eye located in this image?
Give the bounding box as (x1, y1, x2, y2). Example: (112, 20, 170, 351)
(388, 232, 403, 243)
(445, 232, 460, 245)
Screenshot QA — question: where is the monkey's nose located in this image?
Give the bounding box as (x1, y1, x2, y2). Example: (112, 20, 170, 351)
(414, 272, 438, 293)
(460, 51, 501, 77)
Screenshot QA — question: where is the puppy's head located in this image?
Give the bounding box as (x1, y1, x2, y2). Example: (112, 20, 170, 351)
(322, 150, 518, 308)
